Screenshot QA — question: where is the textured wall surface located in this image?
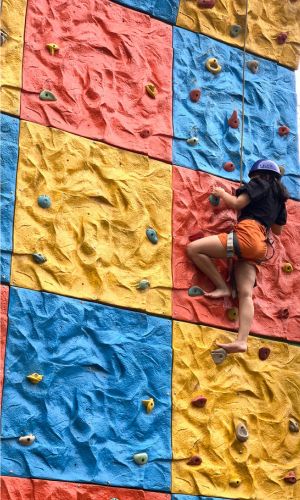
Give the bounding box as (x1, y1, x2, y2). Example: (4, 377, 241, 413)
(11, 121, 172, 316)
(172, 496, 229, 500)
(176, 0, 300, 69)
(1, 287, 172, 490)
(0, 286, 9, 405)
(172, 167, 300, 341)
(0, 114, 20, 283)
(21, 0, 173, 162)
(172, 321, 300, 499)
(1, 477, 171, 500)
(0, 0, 27, 115)
(173, 28, 300, 200)
(111, 0, 179, 24)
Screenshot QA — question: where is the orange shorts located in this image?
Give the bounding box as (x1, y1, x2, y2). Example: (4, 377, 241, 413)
(218, 219, 268, 268)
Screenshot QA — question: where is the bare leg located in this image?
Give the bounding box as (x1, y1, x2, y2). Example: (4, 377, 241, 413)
(186, 236, 230, 299)
(217, 261, 256, 353)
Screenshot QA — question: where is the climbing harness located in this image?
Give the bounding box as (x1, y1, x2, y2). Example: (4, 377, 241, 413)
(226, 231, 241, 259)
(239, 0, 250, 185)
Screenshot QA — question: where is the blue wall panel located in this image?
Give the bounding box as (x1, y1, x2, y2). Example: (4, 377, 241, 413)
(112, 0, 179, 24)
(172, 496, 231, 500)
(1, 287, 172, 491)
(172, 28, 300, 200)
(0, 113, 19, 282)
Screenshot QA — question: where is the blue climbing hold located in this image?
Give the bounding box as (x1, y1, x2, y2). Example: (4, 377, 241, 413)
(32, 253, 47, 264)
(39, 90, 57, 101)
(188, 286, 204, 297)
(209, 194, 220, 206)
(38, 195, 51, 209)
(146, 228, 158, 244)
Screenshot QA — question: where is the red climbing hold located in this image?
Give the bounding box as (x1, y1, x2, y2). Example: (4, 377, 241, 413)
(277, 32, 288, 45)
(198, 0, 216, 7)
(191, 395, 207, 408)
(140, 129, 151, 138)
(223, 161, 235, 172)
(228, 110, 240, 129)
(258, 347, 271, 360)
(187, 455, 202, 466)
(190, 89, 201, 102)
(284, 471, 296, 484)
(278, 126, 290, 137)
(277, 308, 289, 319)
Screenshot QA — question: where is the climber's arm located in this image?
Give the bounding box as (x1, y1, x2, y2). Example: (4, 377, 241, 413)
(212, 187, 250, 211)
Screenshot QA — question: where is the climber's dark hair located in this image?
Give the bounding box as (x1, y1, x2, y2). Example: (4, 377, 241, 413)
(252, 171, 289, 201)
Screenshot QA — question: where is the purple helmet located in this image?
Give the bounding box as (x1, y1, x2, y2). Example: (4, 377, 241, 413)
(249, 159, 281, 178)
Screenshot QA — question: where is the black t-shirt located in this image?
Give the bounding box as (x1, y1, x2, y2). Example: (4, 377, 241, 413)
(236, 177, 287, 229)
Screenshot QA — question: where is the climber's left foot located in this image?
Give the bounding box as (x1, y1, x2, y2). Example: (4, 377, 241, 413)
(216, 340, 247, 353)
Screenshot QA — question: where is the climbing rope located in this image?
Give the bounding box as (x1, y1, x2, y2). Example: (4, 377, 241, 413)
(239, 0, 250, 185)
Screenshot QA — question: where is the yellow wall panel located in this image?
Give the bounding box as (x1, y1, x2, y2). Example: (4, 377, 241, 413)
(11, 121, 172, 316)
(0, 0, 27, 115)
(172, 321, 300, 499)
(176, 0, 300, 69)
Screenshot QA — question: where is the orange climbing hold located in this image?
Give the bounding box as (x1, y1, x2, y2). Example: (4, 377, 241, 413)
(228, 110, 239, 129)
(189, 89, 201, 102)
(223, 161, 235, 172)
(278, 125, 290, 136)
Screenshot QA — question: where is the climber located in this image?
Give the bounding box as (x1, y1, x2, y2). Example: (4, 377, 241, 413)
(186, 159, 289, 354)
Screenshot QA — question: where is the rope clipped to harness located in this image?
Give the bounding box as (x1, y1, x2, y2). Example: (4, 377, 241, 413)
(239, 0, 249, 185)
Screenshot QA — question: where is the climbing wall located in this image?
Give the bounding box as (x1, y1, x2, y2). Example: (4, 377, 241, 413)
(1, 2, 300, 500)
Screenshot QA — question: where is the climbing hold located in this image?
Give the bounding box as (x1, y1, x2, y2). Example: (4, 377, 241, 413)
(191, 395, 207, 408)
(188, 286, 204, 297)
(39, 90, 57, 101)
(81, 241, 95, 255)
(26, 373, 43, 384)
(145, 83, 157, 99)
(228, 110, 240, 129)
(187, 455, 202, 466)
(0, 29, 8, 46)
(277, 308, 289, 319)
(289, 418, 299, 433)
(230, 478, 241, 488)
(46, 43, 59, 56)
(142, 398, 155, 413)
(137, 279, 150, 290)
(258, 347, 271, 360)
(140, 129, 151, 138)
(198, 0, 216, 8)
(284, 471, 296, 484)
(146, 228, 158, 244)
(236, 423, 249, 442)
(32, 253, 47, 264)
(277, 32, 288, 45)
(133, 453, 148, 465)
(205, 57, 222, 74)
(37, 195, 51, 209)
(282, 262, 293, 273)
(230, 24, 242, 38)
(189, 89, 201, 102)
(279, 165, 285, 176)
(211, 348, 227, 365)
(278, 126, 290, 137)
(209, 194, 220, 206)
(247, 60, 259, 74)
(223, 161, 235, 172)
(186, 137, 199, 146)
(19, 434, 35, 446)
(226, 307, 238, 321)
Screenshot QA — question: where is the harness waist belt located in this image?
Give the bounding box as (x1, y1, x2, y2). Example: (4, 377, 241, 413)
(227, 231, 242, 259)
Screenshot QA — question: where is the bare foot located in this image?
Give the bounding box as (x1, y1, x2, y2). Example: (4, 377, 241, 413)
(216, 341, 247, 354)
(204, 287, 231, 299)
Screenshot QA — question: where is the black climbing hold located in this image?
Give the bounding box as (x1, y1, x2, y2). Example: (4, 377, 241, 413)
(258, 347, 270, 360)
(188, 286, 204, 297)
(209, 194, 220, 206)
(146, 228, 158, 244)
(0, 29, 8, 46)
(39, 90, 57, 101)
(32, 253, 47, 264)
(191, 395, 207, 407)
(289, 418, 299, 433)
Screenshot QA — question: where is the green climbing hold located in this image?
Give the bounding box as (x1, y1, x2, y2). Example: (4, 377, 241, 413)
(32, 253, 47, 264)
(38, 195, 51, 208)
(133, 452, 148, 465)
(211, 348, 227, 365)
(230, 24, 242, 37)
(146, 228, 158, 244)
(188, 286, 204, 297)
(137, 279, 150, 290)
(39, 90, 57, 101)
(209, 194, 220, 206)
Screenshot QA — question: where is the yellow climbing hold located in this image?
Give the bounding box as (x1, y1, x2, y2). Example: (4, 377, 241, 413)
(205, 57, 222, 74)
(26, 373, 43, 384)
(145, 83, 157, 98)
(282, 262, 293, 273)
(46, 43, 59, 56)
(142, 397, 155, 413)
(230, 478, 241, 488)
